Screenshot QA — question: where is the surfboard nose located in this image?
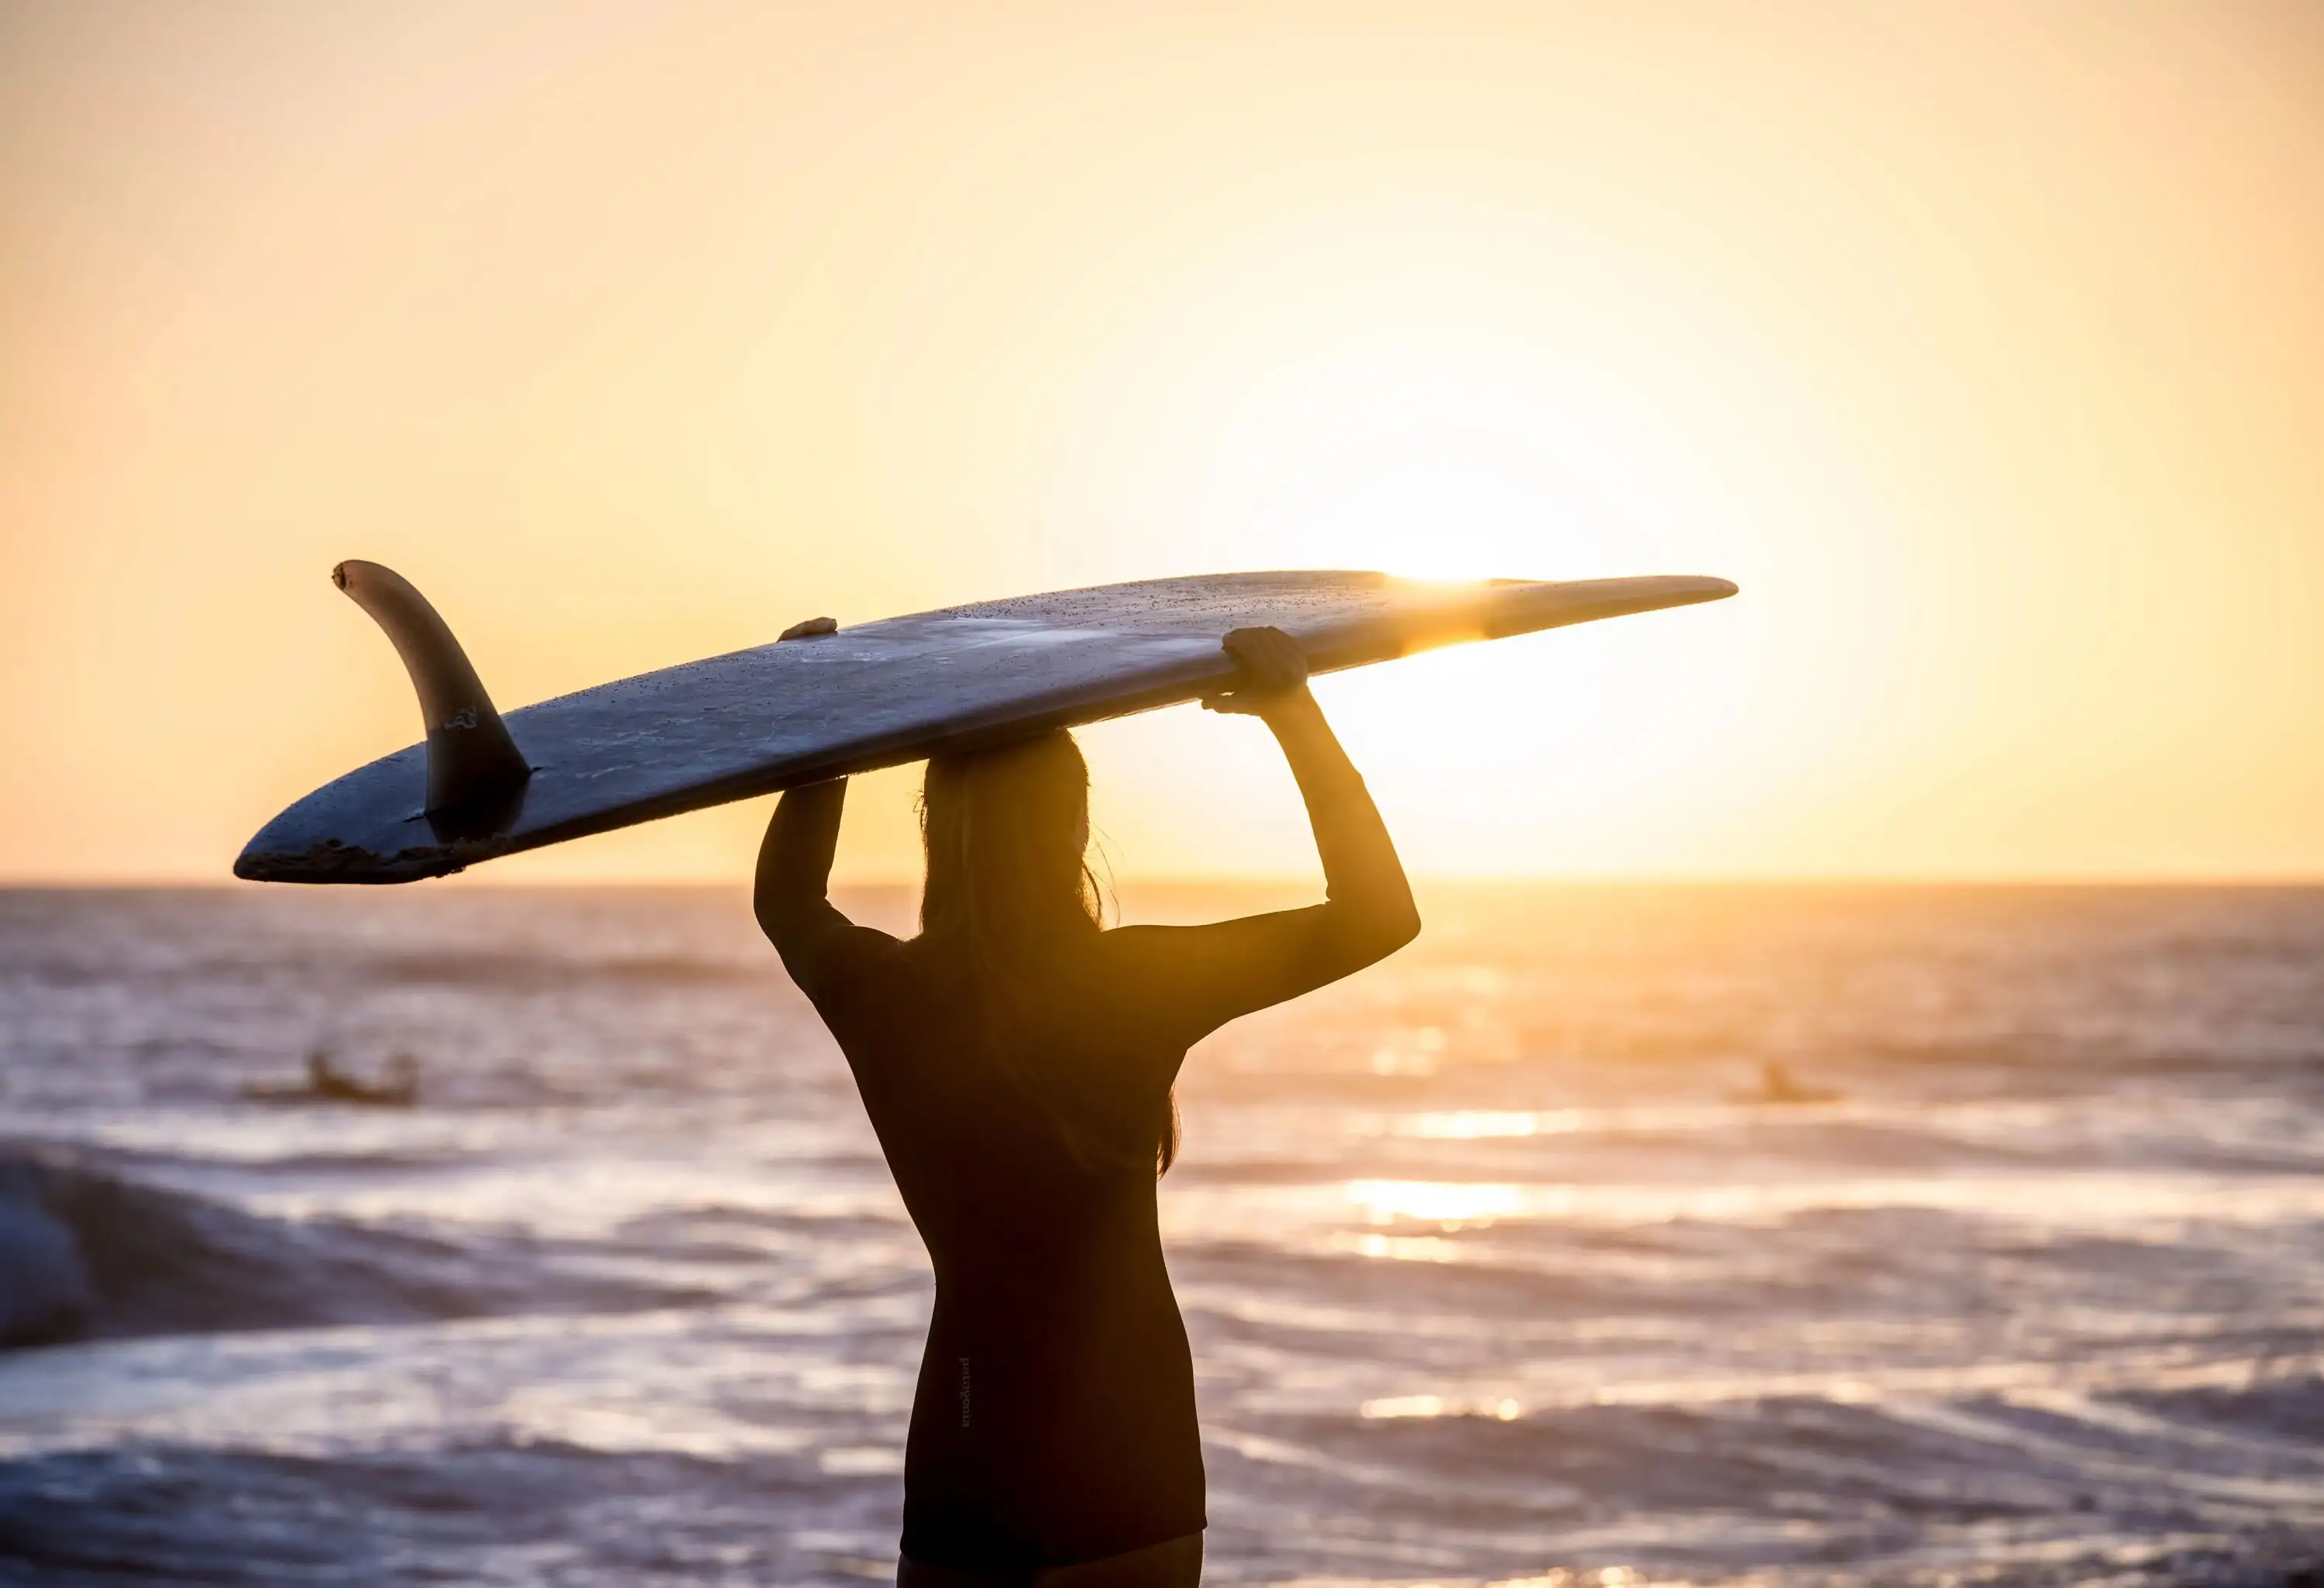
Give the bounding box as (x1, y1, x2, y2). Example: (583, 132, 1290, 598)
(332, 560, 531, 818)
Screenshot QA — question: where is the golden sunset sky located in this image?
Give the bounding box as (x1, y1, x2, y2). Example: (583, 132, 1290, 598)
(3, 2, 2319, 884)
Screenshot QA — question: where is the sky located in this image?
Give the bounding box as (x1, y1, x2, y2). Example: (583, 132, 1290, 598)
(2, 1, 2319, 885)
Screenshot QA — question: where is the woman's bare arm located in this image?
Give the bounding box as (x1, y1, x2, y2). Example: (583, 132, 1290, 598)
(1213, 627, 1420, 961)
(1112, 627, 1421, 1042)
(755, 779, 885, 995)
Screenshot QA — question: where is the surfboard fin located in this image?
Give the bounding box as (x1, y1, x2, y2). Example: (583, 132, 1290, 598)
(332, 560, 532, 818)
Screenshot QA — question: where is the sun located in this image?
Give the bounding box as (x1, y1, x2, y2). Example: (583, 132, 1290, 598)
(1166, 326, 1724, 586)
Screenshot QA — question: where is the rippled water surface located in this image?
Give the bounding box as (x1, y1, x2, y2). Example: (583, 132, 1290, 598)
(3, 885, 2321, 1586)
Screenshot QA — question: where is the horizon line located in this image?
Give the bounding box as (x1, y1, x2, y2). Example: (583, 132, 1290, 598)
(9, 871, 2324, 892)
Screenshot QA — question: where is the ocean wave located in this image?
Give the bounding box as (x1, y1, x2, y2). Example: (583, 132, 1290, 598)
(1198, 1375, 2324, 1586)
(0, 1146, 709, 1353)
(0, 1435, 896, 1587)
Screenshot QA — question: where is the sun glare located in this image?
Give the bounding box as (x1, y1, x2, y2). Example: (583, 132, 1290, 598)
(1178, 325, 1732, 586)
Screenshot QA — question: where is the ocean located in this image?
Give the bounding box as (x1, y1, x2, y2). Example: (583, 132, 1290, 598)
(2, 884, 2320, 1586)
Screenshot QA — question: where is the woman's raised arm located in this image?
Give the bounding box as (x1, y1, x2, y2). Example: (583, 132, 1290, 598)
(1112, 627, 1421, 1041)
(756, 779, 890, 996)
(1218, 627, 1420, 957)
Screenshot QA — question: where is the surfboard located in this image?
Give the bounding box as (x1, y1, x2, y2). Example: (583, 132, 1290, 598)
(235, 567, 1736, 884)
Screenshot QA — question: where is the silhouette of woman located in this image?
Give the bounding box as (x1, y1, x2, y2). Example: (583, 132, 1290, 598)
(756, 626, 1420, 1586)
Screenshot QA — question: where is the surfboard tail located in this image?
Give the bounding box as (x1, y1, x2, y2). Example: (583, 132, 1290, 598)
(330, 561, 531, 819)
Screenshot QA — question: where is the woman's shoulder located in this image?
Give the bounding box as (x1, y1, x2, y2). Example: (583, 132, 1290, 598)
(1091, 917, 1249, 970)
(793, 919, 916, 1006)
(1091, 920, 1181, 954)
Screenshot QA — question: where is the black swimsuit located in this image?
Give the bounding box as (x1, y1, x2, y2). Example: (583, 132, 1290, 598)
(760, 758, 1411, 1568)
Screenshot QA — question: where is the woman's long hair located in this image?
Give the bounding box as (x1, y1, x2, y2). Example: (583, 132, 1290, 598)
(919, 730, 1178, 1175)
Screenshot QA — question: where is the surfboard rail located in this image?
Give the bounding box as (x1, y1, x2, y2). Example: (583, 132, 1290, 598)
(235, 569, 1735, 884)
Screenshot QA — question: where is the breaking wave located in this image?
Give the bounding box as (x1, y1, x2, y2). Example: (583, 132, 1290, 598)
(0, 1146, 702, 1352)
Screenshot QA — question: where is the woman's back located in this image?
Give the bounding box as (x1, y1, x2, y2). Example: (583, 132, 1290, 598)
(792, 927, 1208, 1565)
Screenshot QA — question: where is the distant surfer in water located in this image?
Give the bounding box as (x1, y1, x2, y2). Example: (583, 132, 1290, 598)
(1735, 1061, 1841, 1107)
(756, 626, 1419, 1586)
(242, 1050, 418, 1108)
